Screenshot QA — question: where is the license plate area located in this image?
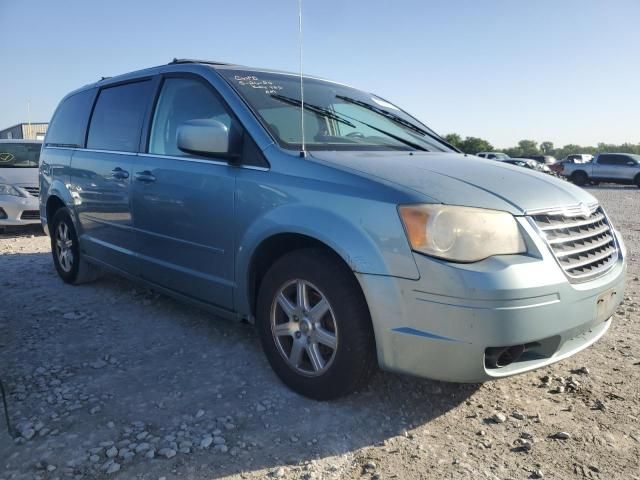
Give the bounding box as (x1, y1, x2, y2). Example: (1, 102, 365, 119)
(595, 288, 618, 323)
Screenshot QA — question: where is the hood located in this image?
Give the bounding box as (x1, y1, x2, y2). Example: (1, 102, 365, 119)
(310, 151, 596, 215)
(0, 167, 38, 186)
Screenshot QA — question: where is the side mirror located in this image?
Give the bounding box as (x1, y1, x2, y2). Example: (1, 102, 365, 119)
(177, 119, 240, 160)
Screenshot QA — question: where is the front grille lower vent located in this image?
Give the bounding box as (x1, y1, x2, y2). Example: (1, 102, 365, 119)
(530, 205, 618, 281)
(20, 210, 40, 220)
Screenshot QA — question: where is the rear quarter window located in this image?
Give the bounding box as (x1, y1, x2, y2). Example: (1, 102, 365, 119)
(87, 81, 153, 152)
(45, 89, 96, 147)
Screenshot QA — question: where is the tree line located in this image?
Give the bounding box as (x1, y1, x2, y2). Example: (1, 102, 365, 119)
(443, 134, 640, 159)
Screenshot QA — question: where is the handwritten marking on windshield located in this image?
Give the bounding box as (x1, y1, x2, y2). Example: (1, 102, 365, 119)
(234, 75, 283, 95)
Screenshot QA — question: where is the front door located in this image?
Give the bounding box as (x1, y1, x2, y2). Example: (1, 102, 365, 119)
(71, 80, 154, 274)
(131, 76, 237, 309)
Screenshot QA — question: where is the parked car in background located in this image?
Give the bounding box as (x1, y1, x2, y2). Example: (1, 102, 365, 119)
(560, 153, 640, 187)
(501, 159, 533, 169)
(0, 139, 42, 230)
(503, 158, 552, 174)
(560, 154, 593, 164)
(40, 60, 626, 399)
(521, 154, 558, 165)
(550, 154, 594, 175)
(477, 151, 509, 160)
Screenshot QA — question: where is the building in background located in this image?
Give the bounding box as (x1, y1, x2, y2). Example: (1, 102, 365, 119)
(0, 123, 48, 141)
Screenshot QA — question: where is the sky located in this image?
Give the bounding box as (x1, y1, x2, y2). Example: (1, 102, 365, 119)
(1, 0, 639, 148)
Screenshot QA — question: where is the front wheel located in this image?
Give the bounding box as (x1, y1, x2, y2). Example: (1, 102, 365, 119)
(571, 171, 588, 186)
(50, 208, 101, 284)
(256, 248, 376, 400)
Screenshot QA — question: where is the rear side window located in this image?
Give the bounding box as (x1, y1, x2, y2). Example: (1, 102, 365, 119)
(87, 81, 153, 152)
(45, 89, 95, 147)
(598, 154, 626, 165)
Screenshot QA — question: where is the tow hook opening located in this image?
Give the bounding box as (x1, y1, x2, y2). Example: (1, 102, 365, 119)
(485, 344, 526, 369)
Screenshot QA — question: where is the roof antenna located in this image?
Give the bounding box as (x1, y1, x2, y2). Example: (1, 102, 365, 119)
(298, 0, 306, 158)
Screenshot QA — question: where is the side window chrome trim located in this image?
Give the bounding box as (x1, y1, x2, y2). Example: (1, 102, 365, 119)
(44, 146, 77, 151)
(80, 148, 135, 156)
(43, 147, 269, 171)
(138, 153, 269, 171)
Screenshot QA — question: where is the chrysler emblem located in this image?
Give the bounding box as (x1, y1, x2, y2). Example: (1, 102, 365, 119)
(578, 203, 591, 218)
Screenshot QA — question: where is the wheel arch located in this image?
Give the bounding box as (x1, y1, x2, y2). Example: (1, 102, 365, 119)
(235, 203, 419, 319)
(46, 195, 66, 228)
(245, 232, 354, 319)
(43, 179, 77, 235)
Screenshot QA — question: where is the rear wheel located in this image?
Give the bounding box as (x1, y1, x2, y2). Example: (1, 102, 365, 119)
(571, 171, 588, 186)
(50, 208, 101, 284)
(256, 248, 376, 400)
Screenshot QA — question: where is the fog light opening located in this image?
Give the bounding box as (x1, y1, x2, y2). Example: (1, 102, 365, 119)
(485, 344, 526, 369)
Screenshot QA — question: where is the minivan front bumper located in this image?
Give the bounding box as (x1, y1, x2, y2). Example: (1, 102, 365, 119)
(357, 230, 627, 383)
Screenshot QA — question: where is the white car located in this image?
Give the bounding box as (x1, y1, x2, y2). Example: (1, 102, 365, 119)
(476, 151, 509, 160)
(0, 140, 42, 229)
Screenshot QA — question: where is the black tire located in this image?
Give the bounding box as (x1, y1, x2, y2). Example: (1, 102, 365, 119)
(571, 171, 588, 186)
(256, 248, 376, 400)
(50, 208, 101, 284)
(635, 175, 640, 188)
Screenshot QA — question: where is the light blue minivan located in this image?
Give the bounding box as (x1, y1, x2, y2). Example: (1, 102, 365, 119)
(40, 59, 626, 399)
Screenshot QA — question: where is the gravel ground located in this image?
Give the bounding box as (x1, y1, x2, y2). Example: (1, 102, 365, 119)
(0, 185, 639, 480)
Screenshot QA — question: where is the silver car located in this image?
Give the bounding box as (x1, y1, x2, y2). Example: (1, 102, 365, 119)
(40, 60, 626, 399)
(562, 153, 640, 187)
(0, 139, 41, 229)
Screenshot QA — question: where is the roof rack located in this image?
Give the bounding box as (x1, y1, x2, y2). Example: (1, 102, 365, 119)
(99, 76, 112, 81)
(169, 58, 231, 66)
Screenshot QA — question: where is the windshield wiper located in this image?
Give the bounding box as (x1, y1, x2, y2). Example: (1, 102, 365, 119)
(270, 94, 356, 128)
(271, 93, 426, 151)
(335, 95, 461, 153)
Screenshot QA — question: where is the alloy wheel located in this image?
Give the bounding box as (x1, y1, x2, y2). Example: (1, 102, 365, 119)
(270, 279, 338, 376)
(55, 221, 74, 273)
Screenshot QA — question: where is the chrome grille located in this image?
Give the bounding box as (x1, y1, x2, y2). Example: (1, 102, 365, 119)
(530, 205, 618, 281)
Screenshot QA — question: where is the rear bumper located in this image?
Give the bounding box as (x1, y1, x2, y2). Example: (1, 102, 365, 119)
(358, 229, 627, 383)
(0, 195, 40, 226)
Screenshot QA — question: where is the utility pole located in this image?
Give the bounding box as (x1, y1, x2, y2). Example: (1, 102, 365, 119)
(27, 99, 32, 139)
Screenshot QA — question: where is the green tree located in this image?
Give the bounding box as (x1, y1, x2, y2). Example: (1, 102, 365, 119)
(517, 140, 540, 156)
(540, 141, 554, 154)
(445, 133, 640, 159)
(459, 136, 493, 155)
(443, 133, 463, 149)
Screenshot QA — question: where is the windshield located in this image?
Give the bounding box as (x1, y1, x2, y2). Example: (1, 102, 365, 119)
(220, 69, 453, 152)
(0, 142, 41, 168)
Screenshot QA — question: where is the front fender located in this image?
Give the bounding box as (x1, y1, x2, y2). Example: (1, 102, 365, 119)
(235, 203, 420, 316)
(41, 179, 77, 235)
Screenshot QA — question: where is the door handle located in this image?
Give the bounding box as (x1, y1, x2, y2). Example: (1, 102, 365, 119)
(111, 167, 129, 180)
(134, 171, 156, 183)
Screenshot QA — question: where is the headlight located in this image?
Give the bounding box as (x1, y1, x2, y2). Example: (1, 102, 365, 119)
(398, 204, 526, 262)
(0, 184, 22, 197)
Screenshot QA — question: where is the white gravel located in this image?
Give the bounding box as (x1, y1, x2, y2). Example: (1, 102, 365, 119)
(0, 184, 639, 479)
